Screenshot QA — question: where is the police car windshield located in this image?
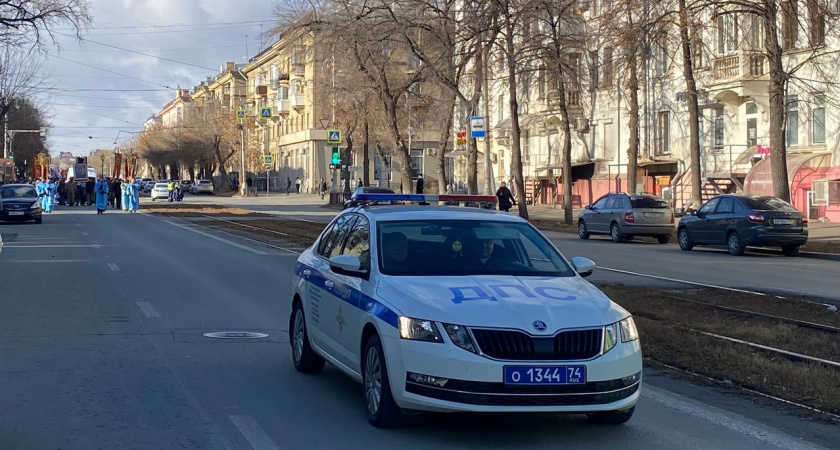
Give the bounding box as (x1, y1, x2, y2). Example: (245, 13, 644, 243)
(377, 220, 574, 277)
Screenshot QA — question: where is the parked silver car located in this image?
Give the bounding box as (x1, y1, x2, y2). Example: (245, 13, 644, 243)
(578, 193, 674, 243)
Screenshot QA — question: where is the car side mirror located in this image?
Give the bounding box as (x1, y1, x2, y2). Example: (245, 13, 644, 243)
(584, 205, 592, 210)
(329, 254, 364, 276)
(571, 256, 595, 278)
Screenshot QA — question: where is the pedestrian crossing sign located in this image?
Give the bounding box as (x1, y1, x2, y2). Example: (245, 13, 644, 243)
(327, 129, 342, 144)
(264, 154, 273, 164)
(259, 107, 273, 119)
(235, 109, 246, 120)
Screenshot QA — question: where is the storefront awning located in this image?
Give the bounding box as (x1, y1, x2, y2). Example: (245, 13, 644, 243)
(637, 159, 679, 176)
(535, 161, 595, 181)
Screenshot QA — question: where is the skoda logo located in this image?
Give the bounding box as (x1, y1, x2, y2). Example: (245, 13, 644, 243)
(532, 321, 547, 332)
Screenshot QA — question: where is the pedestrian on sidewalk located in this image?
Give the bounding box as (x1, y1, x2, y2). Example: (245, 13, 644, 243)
(495, 181, 516, 212)
(285, 177, 292, 195)
(320, 178, 328, 200)
(295, 177, 301, 194)
(246, 176, 253, 196)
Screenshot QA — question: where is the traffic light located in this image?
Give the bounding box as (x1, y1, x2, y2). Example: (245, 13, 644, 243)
(331, 147, 340, 165)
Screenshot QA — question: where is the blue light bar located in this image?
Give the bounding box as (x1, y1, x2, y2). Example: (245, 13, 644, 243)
(355, 193, 497, 203)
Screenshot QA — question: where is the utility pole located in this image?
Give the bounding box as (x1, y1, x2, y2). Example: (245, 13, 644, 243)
(240, 123, 246, 196)
(482, 45, 494, 195)
(3, 112, 8, 159)
(330, 47, 338, 194)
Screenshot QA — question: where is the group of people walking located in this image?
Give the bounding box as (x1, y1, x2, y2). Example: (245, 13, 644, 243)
(29, 175, 141, 214)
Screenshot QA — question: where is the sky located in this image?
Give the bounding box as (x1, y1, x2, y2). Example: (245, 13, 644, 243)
(41, 0, 278, 157)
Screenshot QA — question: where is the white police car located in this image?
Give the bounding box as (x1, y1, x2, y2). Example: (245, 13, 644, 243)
(289, 193, 642, 427)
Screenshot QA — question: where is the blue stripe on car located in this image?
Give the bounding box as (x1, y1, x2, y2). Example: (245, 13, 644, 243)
(296, 263, 399, 328)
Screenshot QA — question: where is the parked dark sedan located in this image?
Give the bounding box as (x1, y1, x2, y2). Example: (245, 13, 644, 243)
(677, 195, 807, 256)
(0, 184, 43, 224)
(343, 186, 396, 209)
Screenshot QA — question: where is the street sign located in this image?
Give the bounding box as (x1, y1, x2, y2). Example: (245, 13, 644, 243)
(39, 127, 46, 137)
(348, 166, 362, 171)
(236, 110, 246, 120)
(259, 107, 273, 120)
(327, 129, 342, 144)
(456, 130, 467, 146)
(470, 116, 486, 138)
(319, 119, 331, 129)
(263, 154, 273, 165)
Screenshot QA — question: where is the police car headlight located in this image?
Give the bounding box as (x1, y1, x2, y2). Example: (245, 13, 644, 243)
(603, 323, 618, 353)
(619, 316, 639, 342)
(443, 324, 477, 354)
(399, 316, 443, 342)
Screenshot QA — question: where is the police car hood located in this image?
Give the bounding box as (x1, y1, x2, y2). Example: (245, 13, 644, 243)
(375, 275, 628, 331)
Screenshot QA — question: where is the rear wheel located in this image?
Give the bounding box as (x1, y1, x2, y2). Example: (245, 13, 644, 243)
(588, 406, 635, 425)
(678, 228, 693, 251)
(781, 245, 800, 257)
(727, 231, 745, 256)
(578, 221, 590, 240)
(289, 302, 325, 373)
(363, 334, 405, 428)
(657, 235, 670, 244)
(610, 223, 624, 243)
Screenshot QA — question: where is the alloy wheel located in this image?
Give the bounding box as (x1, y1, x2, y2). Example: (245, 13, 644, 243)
(292, 309, 305, 363)
(364, 347, 382, 416)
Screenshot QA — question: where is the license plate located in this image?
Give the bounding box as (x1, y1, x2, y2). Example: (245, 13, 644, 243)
(774, 219, 795, 225)
(644, 212, 664, 218)
(504, 365, 586, 385)
(8, 211, 24, 216)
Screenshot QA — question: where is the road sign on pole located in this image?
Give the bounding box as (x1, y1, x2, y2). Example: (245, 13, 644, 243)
(327, 129, 342, 144)
(259, 107, 273, 120)
(320, 119, 331, 129)
(470, 116, 486, 138)
(235, 110, 246, 120)
(263, 154, 273, 165)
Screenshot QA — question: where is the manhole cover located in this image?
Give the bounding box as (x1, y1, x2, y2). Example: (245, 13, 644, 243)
(202, 331, 270, 339)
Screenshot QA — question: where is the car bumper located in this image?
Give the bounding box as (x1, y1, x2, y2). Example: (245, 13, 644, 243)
(151, 192, 169, 199)
(744, 230, 808, 246)
(382, 335, 642, 413)
(0, 210, 41, 221)
(621, 223, 674, 236)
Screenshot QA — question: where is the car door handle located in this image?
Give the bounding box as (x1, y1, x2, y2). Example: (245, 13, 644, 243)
(302, 269, 311, 277)
(324, 280, 334, 289)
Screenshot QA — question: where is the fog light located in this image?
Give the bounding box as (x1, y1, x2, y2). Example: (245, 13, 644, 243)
(409, 372, 449, 387)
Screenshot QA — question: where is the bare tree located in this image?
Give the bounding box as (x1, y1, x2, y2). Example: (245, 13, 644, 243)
(0, 0, 91, 46)
(1, 44, 51, 158)
(6, 96, 47, 177)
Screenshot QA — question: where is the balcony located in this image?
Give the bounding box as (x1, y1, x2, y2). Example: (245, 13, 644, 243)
(291, 64, 305, 77)
(276, 99, 290, 115)
(712, 51, 768, 82)
(291, 93, 305, 109)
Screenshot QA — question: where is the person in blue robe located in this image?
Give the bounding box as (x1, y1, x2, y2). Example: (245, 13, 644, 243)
(120, 178, 131, 212)
(35, 178, 47, 209)
(43, 179, 57, 213)
(123, 177, 138, 213)
(94, 175, 109, 214)
(131, 178, 141, 212)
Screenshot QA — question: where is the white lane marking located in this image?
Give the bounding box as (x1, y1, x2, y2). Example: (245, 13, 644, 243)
(229, 415, 280, 450)
(164, 220, 268, 255)
(135, 301, 160, 318)
(3, 244, 103, 249)
(107, 263, 120, 271)
(600, 267, 767, 296)
(0, 259, 90, 263)
(643, 387, 825, 449)
(82, 232, 90, 236)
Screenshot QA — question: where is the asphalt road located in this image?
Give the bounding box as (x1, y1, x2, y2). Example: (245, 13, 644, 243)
(1, 206, 837, 449)
(183, 194, 840, 302)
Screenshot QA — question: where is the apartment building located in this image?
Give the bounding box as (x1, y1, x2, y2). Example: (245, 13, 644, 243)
(485, 1, 840, 220)
(189, 62, 247, 113)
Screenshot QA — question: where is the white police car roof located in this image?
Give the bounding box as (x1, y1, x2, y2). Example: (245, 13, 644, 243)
(352, 205, 523, 222)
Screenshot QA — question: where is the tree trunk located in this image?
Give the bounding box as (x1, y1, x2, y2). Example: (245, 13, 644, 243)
(344, 135, 353, 194)
(383, 96, 413, 194)
(504, 2, 528, 219)
(678, 0, 703, 209)
(213, 136, 233, 191)
(466, 48, 485, 195)
(555, 77, 574, 226)
(363, 120, 370, 187)
(437, 91, 456, 194)
(626, 31, 640, 194)
(763, 3, 791, 201)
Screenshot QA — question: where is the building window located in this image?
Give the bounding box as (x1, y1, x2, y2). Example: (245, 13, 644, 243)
(717, 13, 739, 54)
(590, 123, 599, 159)
(807, 0, 825, 47)
(522, 129, 530, 160)
(589, 50, 599, 89)
(537, 68, 546, 99)
(782, 0, 799, 50)
(601, 47, 613, 87)
(654, 33, 668, 76)
(497, 94, 505, 122)
(655, 111, 670, 155)
(747, 16, 763, 49)
(813, 92, 825, 144)
(692, 27, 704, 68)
(714, 108, 725, 151)
(786, 95, 799, 145)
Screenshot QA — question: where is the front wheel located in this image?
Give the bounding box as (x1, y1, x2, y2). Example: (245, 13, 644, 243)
(289, 302, 325, 373)
(363, 334, 405, 428)
(578, 221, 590, 240)
(587, 406, 635, 425)
(678, 228, 693, 251)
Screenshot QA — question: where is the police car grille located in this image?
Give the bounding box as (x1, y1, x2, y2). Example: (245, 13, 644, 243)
(472, 329, 602, 360)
